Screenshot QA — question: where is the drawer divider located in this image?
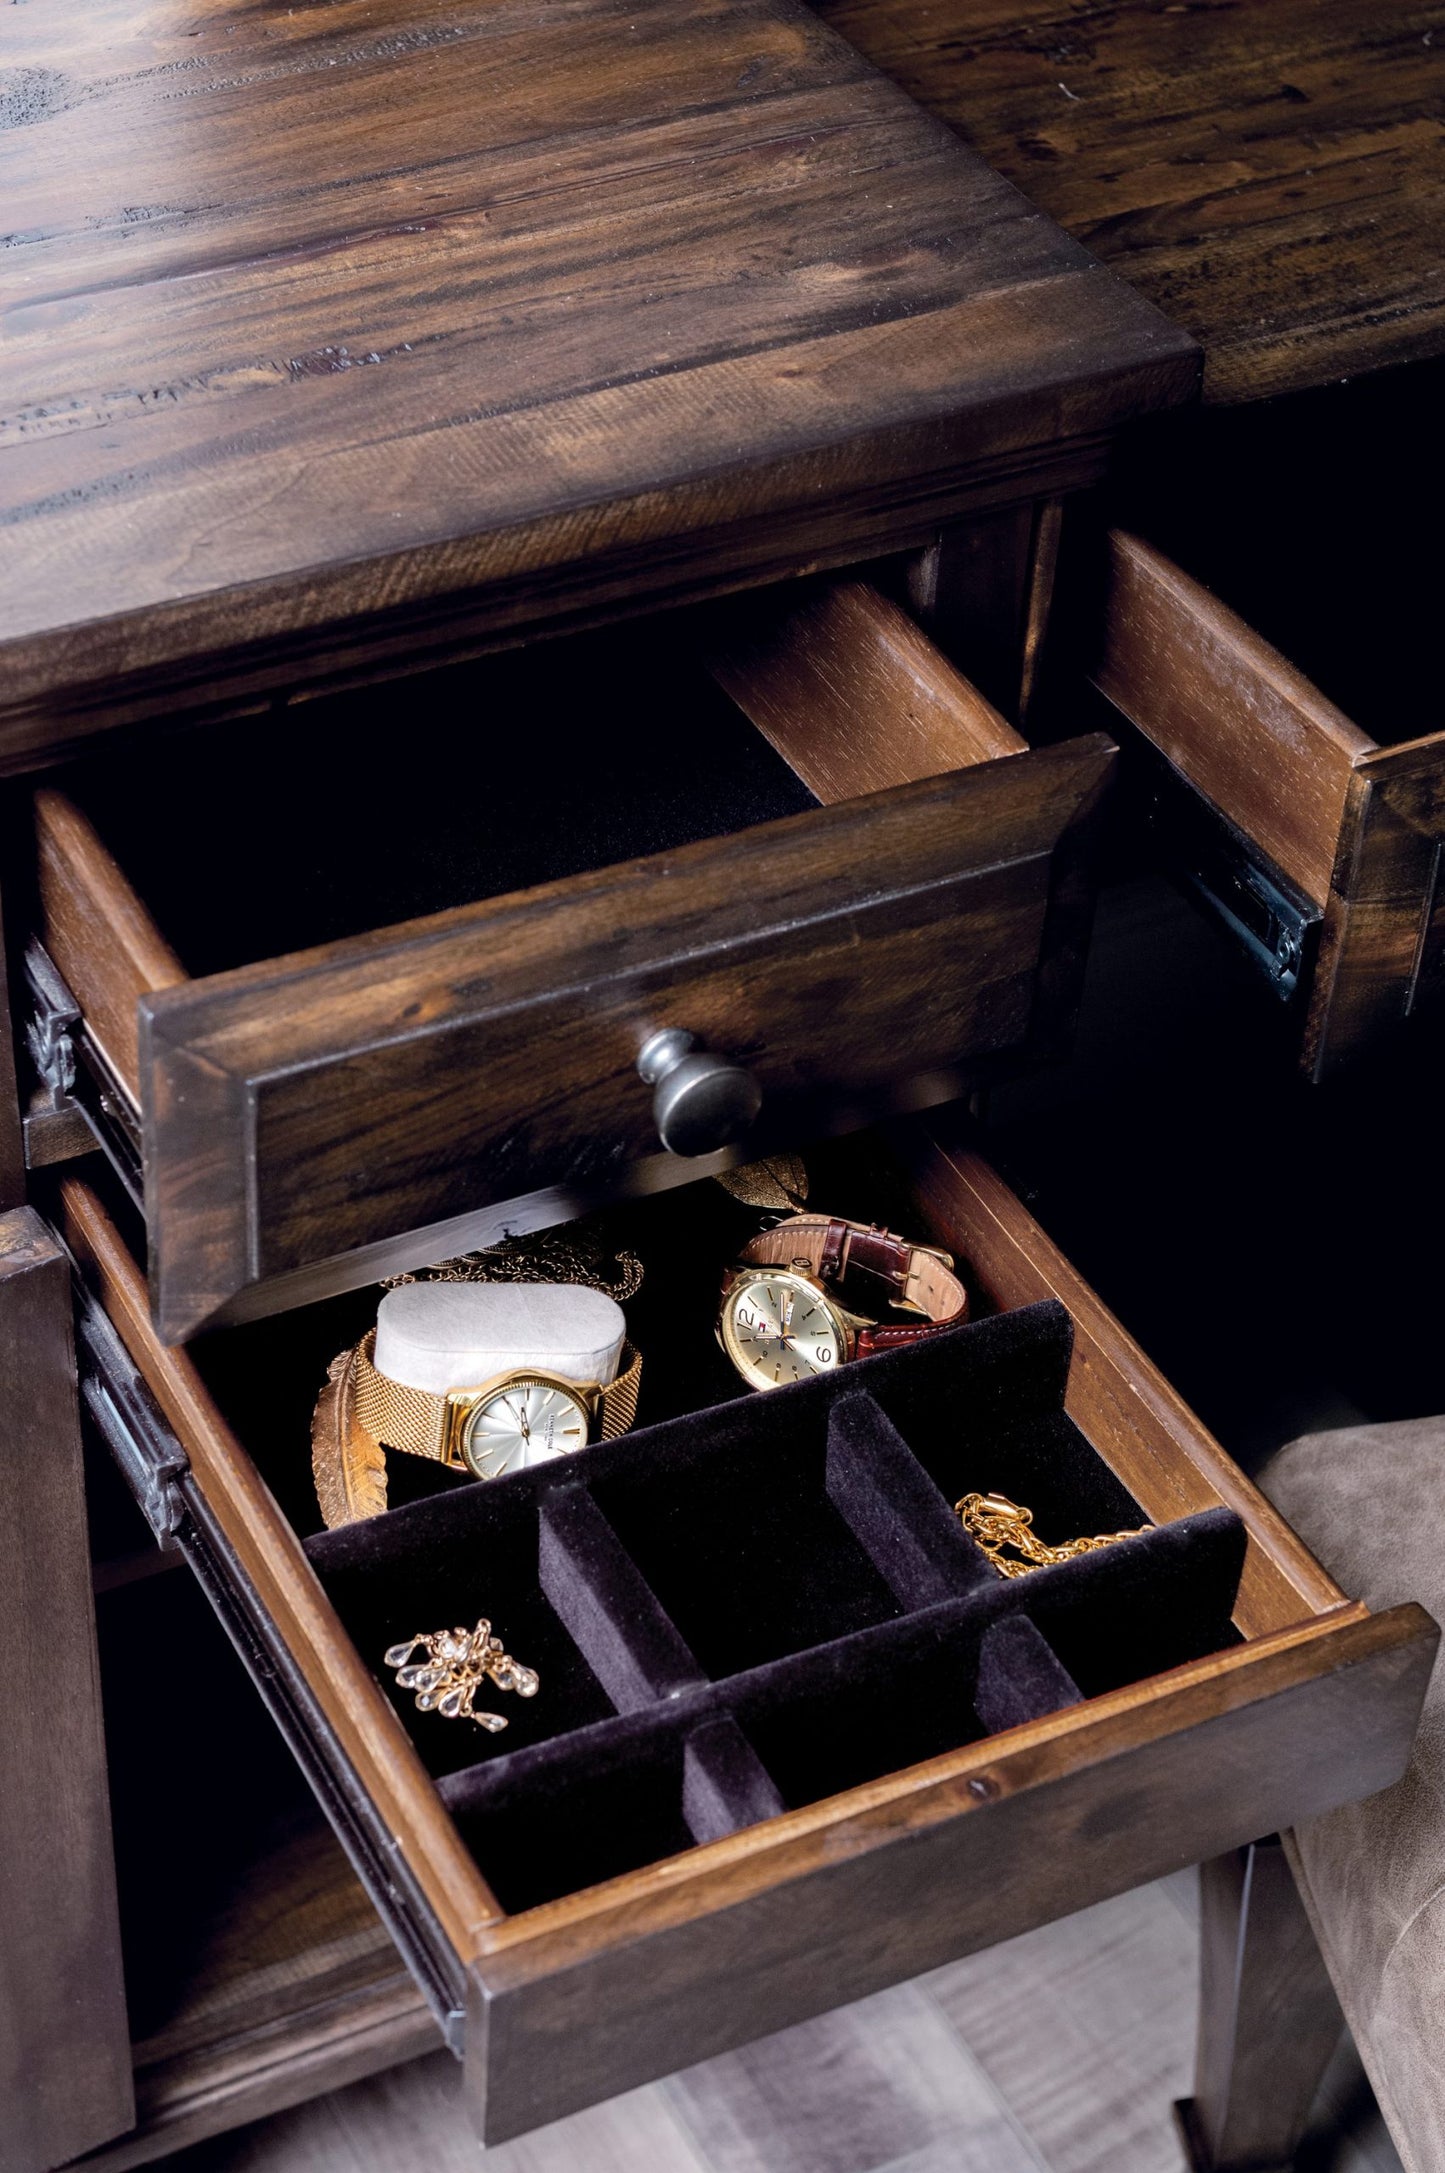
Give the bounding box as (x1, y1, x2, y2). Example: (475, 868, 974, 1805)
(538, 1487, 706, 1710)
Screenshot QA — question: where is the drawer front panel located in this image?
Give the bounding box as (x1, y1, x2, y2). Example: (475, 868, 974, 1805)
(468, 1607, 1433, 2143)
(140, 737, 1112, 1338)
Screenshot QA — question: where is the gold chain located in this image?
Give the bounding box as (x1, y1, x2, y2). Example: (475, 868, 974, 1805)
(956, 1491, 1150, 1579)
(382, 1228, 644, 1302)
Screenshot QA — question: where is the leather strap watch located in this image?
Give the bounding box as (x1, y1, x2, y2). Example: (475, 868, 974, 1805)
(352, 1329, 643, 1481)
(717, 1212, 968, 1391)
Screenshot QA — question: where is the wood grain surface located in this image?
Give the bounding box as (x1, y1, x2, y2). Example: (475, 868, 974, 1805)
(709, 579, 1026, 795)
(0, 0, 1195, 757)
(35, 786, 187, 1089)
(807, 0, 1445, 405)
(1094, 530, 1372, 910)
(0, 1209, 135, 2173)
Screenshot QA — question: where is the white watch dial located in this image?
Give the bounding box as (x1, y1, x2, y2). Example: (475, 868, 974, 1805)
(722, 1273, 845, 1391)
(461, 1379, 590, 1479)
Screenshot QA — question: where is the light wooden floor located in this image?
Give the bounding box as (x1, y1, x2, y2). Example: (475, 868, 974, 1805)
(171, 1877, 1401, 2173)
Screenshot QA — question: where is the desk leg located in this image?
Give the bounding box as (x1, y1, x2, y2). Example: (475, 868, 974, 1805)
(0, 1211, 134, 2172)
(1176, 1839, 1342, 2173)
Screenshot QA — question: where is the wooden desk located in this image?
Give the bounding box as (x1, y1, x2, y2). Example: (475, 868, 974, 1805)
(0, 0, 1191, 765)
(807, 0, 1445, 403)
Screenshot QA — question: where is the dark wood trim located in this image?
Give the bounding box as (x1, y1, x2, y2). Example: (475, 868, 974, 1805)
(1018, 497, 1065, 728)
(1307, 733, 1445, 1078)
(1, 440, 1119, 778)
(0, 1208, 135, 2173)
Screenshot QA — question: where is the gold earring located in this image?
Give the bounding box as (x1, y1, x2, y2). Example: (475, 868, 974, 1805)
(956, 1491, 1150, 1579)
(384, 1618, 539, 1732)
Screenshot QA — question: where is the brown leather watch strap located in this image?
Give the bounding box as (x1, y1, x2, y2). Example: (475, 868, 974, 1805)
(736, 1214, 967, 1351)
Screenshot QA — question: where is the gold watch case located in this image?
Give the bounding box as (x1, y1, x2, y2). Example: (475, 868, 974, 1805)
(716, 1269, 866, 1392)
(445, 1370, 601, 1479)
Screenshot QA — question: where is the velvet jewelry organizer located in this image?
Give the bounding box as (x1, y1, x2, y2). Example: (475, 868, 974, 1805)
(308, 1300, 1246, 1915)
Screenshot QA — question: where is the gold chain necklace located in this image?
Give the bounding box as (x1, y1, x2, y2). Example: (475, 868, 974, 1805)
(381, 1228, 644, 1302)
(956, 1491, 1150, 1579)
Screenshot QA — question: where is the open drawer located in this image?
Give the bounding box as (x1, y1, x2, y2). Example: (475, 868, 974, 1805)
(1090, 372, 1445, 1079)
(29, 582, 1112, 1340)
(58, 1119, 1437, 2147)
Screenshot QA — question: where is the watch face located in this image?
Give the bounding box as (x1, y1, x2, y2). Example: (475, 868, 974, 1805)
(720, 1273, 846, 1391)
(460, 1378, 590, 1480)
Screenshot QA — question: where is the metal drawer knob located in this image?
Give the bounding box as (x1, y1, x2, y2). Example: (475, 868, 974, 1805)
(637, 1029, 763, 1159)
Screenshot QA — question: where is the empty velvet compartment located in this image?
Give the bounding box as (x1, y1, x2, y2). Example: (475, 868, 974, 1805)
(586, 1412, 906, 1678)
(440, 1704, 784, 1914)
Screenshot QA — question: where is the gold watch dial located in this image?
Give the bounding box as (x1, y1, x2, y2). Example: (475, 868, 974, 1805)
(720, 1272, 846, 1391)
(460, 1378, 590, 1479)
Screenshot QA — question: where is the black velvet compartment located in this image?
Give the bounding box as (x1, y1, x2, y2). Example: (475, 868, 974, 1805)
(306, 1300, 1247, 1914)
(55, 615, 817, 978)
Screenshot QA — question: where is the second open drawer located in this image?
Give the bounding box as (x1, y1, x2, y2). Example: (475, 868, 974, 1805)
(61, 1116, 1437, 2147)
(29, 581, 1112, 1340)
(1089, 371, 1445, 1078)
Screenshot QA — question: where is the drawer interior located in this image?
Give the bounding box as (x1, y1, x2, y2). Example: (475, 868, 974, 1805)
(48, 619, 821, 985)
(1112, 361, 1443, 754)
(309, 1306, 1244, 1915)
(97, 1130, 1295, 1921)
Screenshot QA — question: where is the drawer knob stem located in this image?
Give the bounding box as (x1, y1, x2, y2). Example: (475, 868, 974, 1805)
(637, 1030, 762, 1158)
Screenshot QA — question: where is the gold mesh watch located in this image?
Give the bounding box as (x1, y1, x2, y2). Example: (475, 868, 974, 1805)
(351, 1329, 642, 1482)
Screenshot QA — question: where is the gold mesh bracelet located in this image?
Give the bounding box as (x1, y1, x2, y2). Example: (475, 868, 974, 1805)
(351, 1329, 642, 1466)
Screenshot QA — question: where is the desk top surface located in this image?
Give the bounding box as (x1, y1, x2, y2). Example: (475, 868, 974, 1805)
(0, 0, 1192, 755)
(809, 0, 1445, 407)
